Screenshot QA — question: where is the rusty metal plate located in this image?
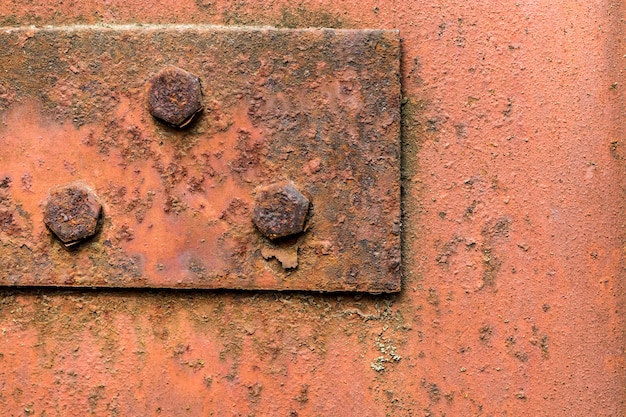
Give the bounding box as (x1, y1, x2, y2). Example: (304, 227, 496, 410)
(0, 25, 400, 292)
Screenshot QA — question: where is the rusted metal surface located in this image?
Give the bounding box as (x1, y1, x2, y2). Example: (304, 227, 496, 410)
(0, 25, 401, 292)
(0, 1, 624, 416)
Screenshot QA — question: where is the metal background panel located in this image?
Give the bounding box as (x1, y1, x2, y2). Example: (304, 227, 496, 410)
(0, 1, 624, 416)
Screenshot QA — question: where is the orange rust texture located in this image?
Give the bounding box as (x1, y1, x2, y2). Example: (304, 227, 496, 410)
(0, 26, 401, 292)
(0, 1, 624, 416)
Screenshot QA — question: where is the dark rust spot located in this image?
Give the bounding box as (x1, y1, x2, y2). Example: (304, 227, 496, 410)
(146, 66, 203, 128)
(253, 182, 309, 240)
(43, 183, 102, 247)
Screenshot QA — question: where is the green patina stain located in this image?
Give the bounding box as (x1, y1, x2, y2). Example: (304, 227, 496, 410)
(223, 3, 345, 28)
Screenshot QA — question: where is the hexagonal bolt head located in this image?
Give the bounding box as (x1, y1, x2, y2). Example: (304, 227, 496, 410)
(253, 182, 310, 240)
(43, 183, 102, 247)
(146, 66, 203, 128)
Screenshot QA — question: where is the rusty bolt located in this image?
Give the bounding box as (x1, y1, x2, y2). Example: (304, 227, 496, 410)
(146, 66, 203, 128)
(43, 183, 102, 247)
(253, 182, 310, 240)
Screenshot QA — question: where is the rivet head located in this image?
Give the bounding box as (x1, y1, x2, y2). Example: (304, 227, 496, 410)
(43, 183, 102, 247)
(253, 182, 310, 240)
(146, 66, 203, 128)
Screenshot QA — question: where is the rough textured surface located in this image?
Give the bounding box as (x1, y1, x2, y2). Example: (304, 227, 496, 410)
(0, 25, 401, 292)
(0, 1, 624, 416)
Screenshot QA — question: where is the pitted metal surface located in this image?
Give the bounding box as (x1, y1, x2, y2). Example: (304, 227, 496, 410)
(0, 25, 401, 292)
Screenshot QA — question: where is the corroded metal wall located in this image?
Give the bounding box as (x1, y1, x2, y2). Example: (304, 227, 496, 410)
(0, 1, 624, 416)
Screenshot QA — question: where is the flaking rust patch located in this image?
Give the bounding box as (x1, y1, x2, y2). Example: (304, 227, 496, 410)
(0, 25, 401, 292)
(261, 245, 299, 269)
